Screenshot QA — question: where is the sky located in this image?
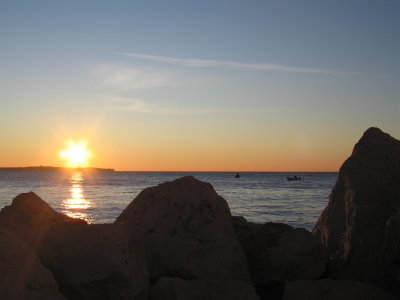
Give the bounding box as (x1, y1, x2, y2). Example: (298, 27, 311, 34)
(0, 0, 399, 171)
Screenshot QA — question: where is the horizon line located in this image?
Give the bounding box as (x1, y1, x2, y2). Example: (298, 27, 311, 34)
(0, 166, 338, 173)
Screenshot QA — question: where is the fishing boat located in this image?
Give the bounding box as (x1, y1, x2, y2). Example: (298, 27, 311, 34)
(287, 175, 301, 181)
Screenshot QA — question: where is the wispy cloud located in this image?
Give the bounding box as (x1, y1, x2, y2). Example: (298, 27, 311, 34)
(109, 96, 224, 115)
(109, 97, 289, 116)
(94, 64, 171, 90)
(121, 52, 358, 76)
(110, 97, 153, 113)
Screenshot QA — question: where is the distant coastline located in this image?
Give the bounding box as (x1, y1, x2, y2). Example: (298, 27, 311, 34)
(0, 166, 115, 172)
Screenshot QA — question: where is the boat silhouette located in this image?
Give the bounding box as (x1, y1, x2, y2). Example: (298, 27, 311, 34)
(287, 175, 301, 181)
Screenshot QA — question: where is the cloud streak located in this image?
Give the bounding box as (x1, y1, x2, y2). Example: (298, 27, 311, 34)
(94, 64, 171, 90)
(109, 96, 225, 115)
(109, 97, 289, 116)
(110, 97, 153, 113)
(121, 52, 358, 76)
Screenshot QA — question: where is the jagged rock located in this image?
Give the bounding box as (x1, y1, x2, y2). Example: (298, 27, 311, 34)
(313, 127, 400, 291)
(0, 227, 66, 300)
(37, 222, 148, 300)
(115, 176, 250, 282)
(150, 277, 260, 300)
(283, 279, 396, 300)
(0, 192, 83, 245)
(232, 217, 327, 284)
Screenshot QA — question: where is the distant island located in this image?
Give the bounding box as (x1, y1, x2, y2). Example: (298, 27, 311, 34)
(0, 166, 115, 172)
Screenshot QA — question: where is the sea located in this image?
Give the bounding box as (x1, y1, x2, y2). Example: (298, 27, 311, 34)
(0, 171, 338, 231)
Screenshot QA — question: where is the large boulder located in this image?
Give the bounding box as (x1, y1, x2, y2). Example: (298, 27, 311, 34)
(384, 211, 400, 286)
(37, 222, 148, 300)
(115, 176, 250, 282)
(232, 217, 327, 284)
(283, 279, 395, 300)
(0, 227, 66, 300)
(0, 192, 82, 245)
(313, 127, 400, 291)
(150, 277, 260, 300)
(385, 211, 400, 262)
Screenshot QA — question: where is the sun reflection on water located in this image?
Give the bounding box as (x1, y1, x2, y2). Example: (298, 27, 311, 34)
(62, 171, 92, 222)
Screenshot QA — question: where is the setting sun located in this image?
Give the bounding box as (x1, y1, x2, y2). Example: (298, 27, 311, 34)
(60, 141, 91, 167)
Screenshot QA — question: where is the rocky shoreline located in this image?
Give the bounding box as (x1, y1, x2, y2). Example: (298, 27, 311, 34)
(1, 127, 399, 300)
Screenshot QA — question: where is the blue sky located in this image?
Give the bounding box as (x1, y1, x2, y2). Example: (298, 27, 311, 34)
(0, 1, 399, 170)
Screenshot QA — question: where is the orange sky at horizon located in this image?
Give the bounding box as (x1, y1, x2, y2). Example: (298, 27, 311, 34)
(3, 119, 399, 172)
(0, 128, 354, 172)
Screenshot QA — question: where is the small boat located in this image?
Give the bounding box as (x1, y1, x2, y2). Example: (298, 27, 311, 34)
(235, 173, 240, 178)
(287, 175, 301, 181)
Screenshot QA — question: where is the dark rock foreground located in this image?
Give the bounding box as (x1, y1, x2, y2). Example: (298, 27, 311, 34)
(232, 216, 327, 285)
(115, 176, 250, 283)
(283, 279, 396, 300)
(313, 127, 400, 293)
(0, 127, 399, 299)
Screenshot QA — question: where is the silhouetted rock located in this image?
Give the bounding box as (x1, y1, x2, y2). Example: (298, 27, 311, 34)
(283, 279, 396, 300)
(150, 277, 260, 300)
(116, 176, 250, 282)
(313, 127, 400, 291)
(0, 227, 66, 300)
(37, 222, 148, 300)
(232, 217, 327, 285)
(384, 211, 400, 286)
(0, 192, 83, 245)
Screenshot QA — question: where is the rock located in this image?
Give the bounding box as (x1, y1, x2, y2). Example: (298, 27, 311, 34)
(37, 222, 148, 300)
(150, 277, 260, 300)
(283, 279, 396, 300)
(115, 176, 250, 282)
(0, 227, 66, 300)
(313, 127, 400, 290)
(385, 211, 400, 263)
(0, 192, 83, 245)
(384, 211, 400, 285)
(232, 217, 327, 284)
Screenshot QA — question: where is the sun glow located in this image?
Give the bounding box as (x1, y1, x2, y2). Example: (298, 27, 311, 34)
(60, 141, 91, 167)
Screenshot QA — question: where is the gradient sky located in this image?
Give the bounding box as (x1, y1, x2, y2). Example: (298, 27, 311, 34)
(0, 1, 399, 171)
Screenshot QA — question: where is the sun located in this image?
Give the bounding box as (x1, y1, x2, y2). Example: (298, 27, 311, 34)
(60, 141, 91, 167)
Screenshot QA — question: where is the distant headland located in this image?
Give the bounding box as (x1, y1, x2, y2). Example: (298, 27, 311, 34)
(0, 166, 115, 172)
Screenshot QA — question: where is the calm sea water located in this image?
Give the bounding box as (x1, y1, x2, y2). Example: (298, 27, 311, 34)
(0, 171, 337, 231)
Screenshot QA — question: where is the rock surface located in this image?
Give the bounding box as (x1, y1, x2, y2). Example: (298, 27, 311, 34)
(313, 127, 400, 290)
(384, 211, 400, 287)
(232, 216, 327, 284)
(283, 279, 396, 300)
(385, 211, 400, 263)
(0, 192, 149, 300)
(150, 277, 260, 300)
(115, 176, 250, 282)
(37, 222, 148, 300)
(0, 192, 82, 245)
(0, 227, 66, 300)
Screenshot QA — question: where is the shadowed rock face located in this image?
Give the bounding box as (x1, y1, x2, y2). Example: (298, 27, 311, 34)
(283, 279, 396, 300)
(115, 176, 251, 282)
(150, 277, 260, 300)
(232, 217, 327, 285)
(313, 127, 400, 290)
(0, 227, 66, 300)
(385, 211, 400, 262)
(384, 211, 400, 287)
(0, 192, 83, 245)
(0, 192, 149, 300)
(37, 222, 148, 300)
